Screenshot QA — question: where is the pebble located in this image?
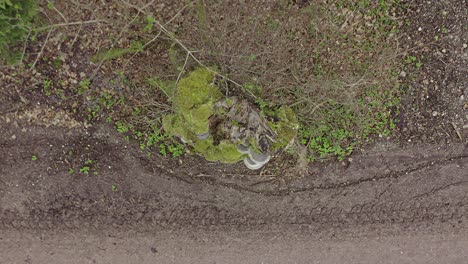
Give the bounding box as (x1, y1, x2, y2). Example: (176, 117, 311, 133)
(463, 44, 467, 49)
(432, 111, 439, 117)
(11, 134, 16, 140)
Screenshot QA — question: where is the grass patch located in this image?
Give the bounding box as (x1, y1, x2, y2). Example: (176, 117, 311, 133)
(22, 0, 405, 168)
(102, 0, 405, 163)
(196, 0, 404, 161)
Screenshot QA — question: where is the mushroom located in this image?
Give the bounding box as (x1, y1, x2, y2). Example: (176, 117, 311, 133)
(243, 157, 265, 170)
(248, 148, 270, 165)
(196, 132, 210, 140)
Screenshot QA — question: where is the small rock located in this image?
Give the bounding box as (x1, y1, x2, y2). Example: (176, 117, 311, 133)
(463, 44, 467, 49)
(399, 71, 407, 77)
(11, 134, 16, 140)
(432, 111, 439, 117)
(418, 27, 422, 31)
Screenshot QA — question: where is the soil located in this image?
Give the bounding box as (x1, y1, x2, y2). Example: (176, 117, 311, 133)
(0, 0, 467, 263)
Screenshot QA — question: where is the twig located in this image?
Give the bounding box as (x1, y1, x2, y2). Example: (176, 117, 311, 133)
(30, 28, 53, 70)
(89, 11, 142, 80)
(124, 4, 188, 69)
(125, 30, 162, 68)
(37, 19, 105, 30)
(50, 4, 68, 23)
(19, 28, 33, 65)
(121, 0, 257, 99)
(163, 4, 189, 26)
(173, 52, 190, 98)
(70, 23, 83, 47)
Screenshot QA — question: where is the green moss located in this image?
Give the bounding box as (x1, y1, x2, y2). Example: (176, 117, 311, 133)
(163, 67, 298, 163)
(194, 139, 244, 163)
(164, 112, 244, 163)
(174, 67, 222, 134)
(270, 106, 299, 149)
(163, 67, 243, 163)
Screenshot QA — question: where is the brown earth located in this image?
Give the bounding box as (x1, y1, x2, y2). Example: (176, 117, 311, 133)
(0, 0, 467, 263)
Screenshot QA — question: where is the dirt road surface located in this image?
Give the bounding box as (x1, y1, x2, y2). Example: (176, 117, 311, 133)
(0, 120, 467, 263)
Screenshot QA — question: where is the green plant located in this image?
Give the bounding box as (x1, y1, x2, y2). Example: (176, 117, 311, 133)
(116, 121, 130, 133)
(78, 79, 91, 95)
(69, 168, 75, 175)
(42, 79, 52, 96)
(144, 15, 154, 32)
(167, 143, 185, 157)
(79, 166, 90, 175)
(0, 0, 37, 64)
(31, 155, 37, 161)
(111, 184, 118, 191)
(87, 106, 100, 121)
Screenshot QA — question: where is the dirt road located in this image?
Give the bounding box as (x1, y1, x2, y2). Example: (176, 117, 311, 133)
(0, 119, 467, 263)
(2, 228, 468, 264)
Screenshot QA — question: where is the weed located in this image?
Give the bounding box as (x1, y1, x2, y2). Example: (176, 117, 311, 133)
(244, 83, 262, 97)
(0, 0, 37, 64)
(159, 143, 167, 156)
(111, 184, 118, 191)
(42, 79, 52, 96)
(69, 168, 75, 175)
(52, 57, 63, 69)
(255, 98, 270, 111)
(87, 106, 99, 121)
(79, 166, 90, 175)
(144, 15, 155, 32)
(116, 121, 130, 133)
(78, 79, 91, 95)
(31, 155, 38, 161)
(99, 91, 119, 110)
(167, 143, 185, 158)
(405, 55, 423, 69)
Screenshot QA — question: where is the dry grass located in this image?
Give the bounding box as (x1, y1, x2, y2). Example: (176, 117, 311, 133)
(5, 0, 406, 173)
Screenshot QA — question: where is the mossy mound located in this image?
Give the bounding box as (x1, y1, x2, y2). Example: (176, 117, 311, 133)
(162, 68, 243, 163)
(163, 113, 244, 163)
(163, 67, 298, 164)
(174, 67, 222, 135)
